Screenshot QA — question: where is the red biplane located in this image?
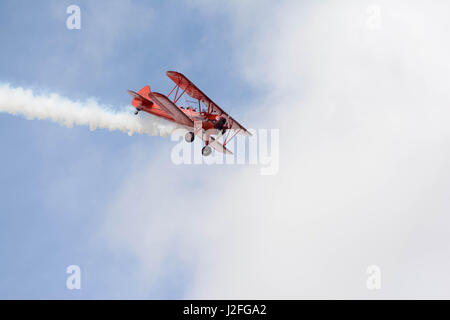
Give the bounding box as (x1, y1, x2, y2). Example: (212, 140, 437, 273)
(127, 71, 251, 156)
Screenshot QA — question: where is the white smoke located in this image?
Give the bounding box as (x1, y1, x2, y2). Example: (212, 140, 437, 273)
(0, 84, 177, 137)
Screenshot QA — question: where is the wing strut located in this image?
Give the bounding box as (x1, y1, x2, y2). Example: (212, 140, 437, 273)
(223, 129, 241, 146)
(174, 85, 188, 104)
(167, 83, 178, 98)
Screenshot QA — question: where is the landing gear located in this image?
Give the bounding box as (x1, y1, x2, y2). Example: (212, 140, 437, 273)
(134, 108, 140, 115)
(202, 145, 212, 157)
(185, 131, 195, 143)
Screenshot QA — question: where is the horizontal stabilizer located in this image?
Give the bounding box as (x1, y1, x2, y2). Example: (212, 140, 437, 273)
(127, 90, 150, 102)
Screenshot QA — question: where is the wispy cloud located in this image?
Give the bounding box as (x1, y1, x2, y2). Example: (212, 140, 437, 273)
(102, 0, 450, 299)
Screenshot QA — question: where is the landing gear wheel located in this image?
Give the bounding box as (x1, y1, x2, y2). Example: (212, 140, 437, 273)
(185, 131, 195, 143)
(202, 145, 212, 157)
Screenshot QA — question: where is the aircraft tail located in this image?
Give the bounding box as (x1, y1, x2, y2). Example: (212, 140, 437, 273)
(127, 85, 153, 108)
(138, 85, 151, 96)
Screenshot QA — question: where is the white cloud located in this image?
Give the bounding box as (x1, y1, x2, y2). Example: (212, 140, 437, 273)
(102, 0, 450, 298)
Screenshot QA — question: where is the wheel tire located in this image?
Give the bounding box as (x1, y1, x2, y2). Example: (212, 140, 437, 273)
(202, 145, 212, 157)
(185, 131, 195, 143)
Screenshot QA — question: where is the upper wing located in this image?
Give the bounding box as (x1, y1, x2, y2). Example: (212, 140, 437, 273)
(148, 92, 194, 127)
(166, 71, 252, 136)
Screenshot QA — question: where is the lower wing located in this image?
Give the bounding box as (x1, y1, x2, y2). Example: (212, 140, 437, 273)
(197, 131, 233, 155)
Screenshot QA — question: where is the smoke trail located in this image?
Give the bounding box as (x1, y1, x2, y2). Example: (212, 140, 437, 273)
(0, 84, 178, 137)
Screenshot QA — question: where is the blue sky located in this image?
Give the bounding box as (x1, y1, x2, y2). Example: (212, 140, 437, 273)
(0, 0, 257, 298)
(3, 0, 450, 300)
